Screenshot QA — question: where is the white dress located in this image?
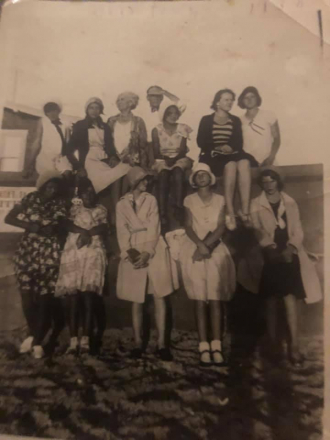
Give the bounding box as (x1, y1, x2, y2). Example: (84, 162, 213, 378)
(85, 125, 131, 194)
(179, 192, 236, 302)
(240, 109, 277, 165)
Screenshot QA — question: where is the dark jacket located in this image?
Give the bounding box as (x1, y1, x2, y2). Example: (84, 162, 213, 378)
(197, 113, 243, 155)
(65, 117, 117, 170)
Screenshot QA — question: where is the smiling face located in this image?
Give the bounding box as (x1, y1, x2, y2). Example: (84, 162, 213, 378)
(216, 92, 234, 112)
(194, 171, 212, 188)
(164, 106, 180, 124)
(41, 180, 60, 200)
(261, 175, 279, 195)
(116, 95, 133, 113)
(81, 185, 97, 208)
(242, 92, 259, 110)
(87, 103, 102, 120)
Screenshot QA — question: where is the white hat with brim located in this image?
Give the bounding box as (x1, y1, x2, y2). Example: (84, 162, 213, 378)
(36, 170, 62, 190)
(189, 163, 216, 188)
(127, 167, 153, 189)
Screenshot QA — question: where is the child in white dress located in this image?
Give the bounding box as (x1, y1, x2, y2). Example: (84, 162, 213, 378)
(56, 178, 108, 354)
(179, 163, 236, 366)
(152, 104, 193, 230)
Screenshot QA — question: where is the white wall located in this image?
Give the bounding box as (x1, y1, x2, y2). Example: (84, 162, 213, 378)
(0, 0, 329, 168)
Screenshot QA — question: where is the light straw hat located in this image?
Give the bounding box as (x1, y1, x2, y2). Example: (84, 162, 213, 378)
(189, 163, 216, 188)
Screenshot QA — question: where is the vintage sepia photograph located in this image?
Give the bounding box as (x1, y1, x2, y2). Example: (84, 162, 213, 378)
(0, 0, 328, 439)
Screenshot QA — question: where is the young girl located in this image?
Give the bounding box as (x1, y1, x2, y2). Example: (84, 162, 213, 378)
(152, 104, 193, 230)
(179, 163, 236, 366)
(55, 178, 108, 355)
(116, 167, 174, 361)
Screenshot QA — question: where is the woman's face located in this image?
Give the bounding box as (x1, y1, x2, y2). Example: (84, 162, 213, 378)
(147, 94, 163, 109)
(165, 107, 180, 124)
(136, 177, 148, 192)
(194, 171, 212, 188)
(262, 176, 279, 195)
(116, 95, 132, 113)
(87, 103, 101, 119)
(243, 92, 258, 110)
(42, 180, 60, 200)
(216, 93, 234, 112)
(81, 186, 97, 208)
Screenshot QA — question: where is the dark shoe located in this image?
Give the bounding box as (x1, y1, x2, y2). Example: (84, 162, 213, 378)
(130, 347, 144, 359)
(156, 347, 173, 362)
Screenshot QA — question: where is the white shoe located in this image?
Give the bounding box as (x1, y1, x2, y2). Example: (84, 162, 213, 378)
(19, 336, 34, 354)
(32, 345, 44, 359)
(225, 215, 237, 231)
(66, 337, 78, 355)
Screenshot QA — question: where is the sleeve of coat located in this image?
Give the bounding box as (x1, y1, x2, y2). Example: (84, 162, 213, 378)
(287, 200, 304, 251)
(196, 116, 209, 153)
(228, 116, 243, 152)
(144, 196, 161, 258)
(116, 201, 132, 259)
(250, 199, 276, 248)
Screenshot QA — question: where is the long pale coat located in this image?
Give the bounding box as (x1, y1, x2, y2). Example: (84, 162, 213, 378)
(116, 192, 174, 303)
(250, 191, 322, 304)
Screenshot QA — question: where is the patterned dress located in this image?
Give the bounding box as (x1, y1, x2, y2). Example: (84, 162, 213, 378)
(55, 204, 108, 296)
(13, 192, 67, 296)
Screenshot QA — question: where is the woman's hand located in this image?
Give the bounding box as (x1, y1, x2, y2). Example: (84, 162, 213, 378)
(264, 245, 281, 264)
(261, 155, 275, 167)
(192, 248, 203, 262)
(281, 245, 294, 263)
(219, 144, 233, 154)
(77, 232, 91, 249)
(133, 252, 150, 269)
(197, 242, 211, 258)
(108, 156, 120, 168)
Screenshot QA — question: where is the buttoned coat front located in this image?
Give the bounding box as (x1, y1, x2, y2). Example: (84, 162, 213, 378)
(250, 191, 322, 304)
(116, 192, 174, 303)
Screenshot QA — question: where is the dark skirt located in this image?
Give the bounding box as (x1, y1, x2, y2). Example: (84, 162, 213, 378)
(259, 254, 306, 299)
(199, 150, 258, 177)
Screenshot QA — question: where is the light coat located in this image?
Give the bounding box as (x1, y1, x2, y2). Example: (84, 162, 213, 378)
(250, 191, 322, 304)
(116, 192, 174, 303)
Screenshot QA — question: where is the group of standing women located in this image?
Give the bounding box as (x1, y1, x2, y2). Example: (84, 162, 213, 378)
(6, 85, 322, 367)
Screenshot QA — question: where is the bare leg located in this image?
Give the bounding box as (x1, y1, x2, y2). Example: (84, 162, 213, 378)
(154, 297, 166, 349)
(209, 300, 221, 341)
(283, 294, 299, 352)
(195, 300, 208, 342)
(223, 161, 237, 219)
(237, 159, 251, 216)
(132, 302, 143, 347)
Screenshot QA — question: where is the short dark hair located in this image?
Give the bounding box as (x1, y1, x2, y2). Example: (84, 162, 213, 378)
(43, 102, 61, 115)
(257, 169, 284, 191)
(211, 89, 236, 111)
(77, 178, 95, 198)
(163, 105, 180, 122)
(237, 86, 262, 109)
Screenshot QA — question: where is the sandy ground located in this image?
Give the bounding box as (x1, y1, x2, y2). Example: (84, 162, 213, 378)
(0, 326, 323, 440)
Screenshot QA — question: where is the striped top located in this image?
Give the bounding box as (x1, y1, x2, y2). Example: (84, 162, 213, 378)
(212, 119, 233, 152)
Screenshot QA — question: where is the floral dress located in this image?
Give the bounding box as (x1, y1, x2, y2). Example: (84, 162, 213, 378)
(13, 192, 67, 296)
(55, 204, 108, 296)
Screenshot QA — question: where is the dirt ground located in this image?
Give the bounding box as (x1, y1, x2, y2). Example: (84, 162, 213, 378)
(0, 326, 323, 440)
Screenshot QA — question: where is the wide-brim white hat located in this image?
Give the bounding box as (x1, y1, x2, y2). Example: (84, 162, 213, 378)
(189, 163, 216, 188)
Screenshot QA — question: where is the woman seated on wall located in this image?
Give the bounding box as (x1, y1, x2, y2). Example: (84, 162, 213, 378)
(238, 86, 281, 167)
(107, 92, 149, 208)
(65, 97, 129, 226)
(197, 89, 258, 231)
(250, 168, 322, 367)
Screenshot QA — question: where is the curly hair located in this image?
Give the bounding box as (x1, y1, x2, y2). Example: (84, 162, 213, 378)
(117, 92, 139, 110)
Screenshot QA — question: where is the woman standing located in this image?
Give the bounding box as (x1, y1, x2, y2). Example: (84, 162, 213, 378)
(55, 178, 108, 355)
(197, 89, 257, 231)
(238, 86, 281, 166)
(116, 167, 174, 361)
(5, 171, 67, 359)
(251, 169, 322, 366)
(179, 163, 236, 367)
(152, 104, 193, 229)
